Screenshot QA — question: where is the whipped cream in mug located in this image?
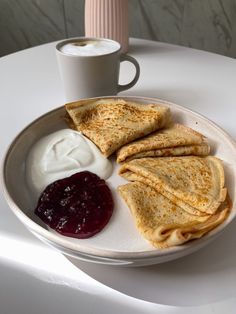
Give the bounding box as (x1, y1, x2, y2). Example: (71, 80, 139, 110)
(60, 39, 120, 56)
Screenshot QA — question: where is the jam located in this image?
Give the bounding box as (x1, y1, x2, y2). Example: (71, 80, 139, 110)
(35, 171, 114, 238)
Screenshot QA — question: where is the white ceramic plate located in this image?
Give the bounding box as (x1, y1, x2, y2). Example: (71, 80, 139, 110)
(2, 96, 236, 266)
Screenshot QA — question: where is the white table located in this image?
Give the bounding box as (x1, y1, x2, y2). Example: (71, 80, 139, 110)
(0, 38, 236, 314)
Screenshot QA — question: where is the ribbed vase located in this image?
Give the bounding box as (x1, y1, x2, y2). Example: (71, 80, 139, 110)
(85, 0, 129, 53)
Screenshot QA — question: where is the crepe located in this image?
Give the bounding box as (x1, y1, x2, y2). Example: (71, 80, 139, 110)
(118, 182, 230, 248)
(119, 156, 227, 216)
(65, 98, 171, 157)
(117, 124, 210, 163)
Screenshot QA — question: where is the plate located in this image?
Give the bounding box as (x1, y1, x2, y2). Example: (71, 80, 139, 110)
(2, 96, 236, 266)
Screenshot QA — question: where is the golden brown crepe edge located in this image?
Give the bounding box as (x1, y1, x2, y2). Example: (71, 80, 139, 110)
(117, 143, 210, 163)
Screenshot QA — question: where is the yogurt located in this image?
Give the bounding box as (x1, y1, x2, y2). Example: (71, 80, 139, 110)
(26, 129, 113, 194)
(60, 39, 120, 56)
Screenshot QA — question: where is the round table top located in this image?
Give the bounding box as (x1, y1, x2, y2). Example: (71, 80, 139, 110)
(0, 38, 236, 314)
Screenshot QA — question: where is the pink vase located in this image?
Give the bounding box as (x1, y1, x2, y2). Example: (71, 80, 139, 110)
(85, 0, 129, 53)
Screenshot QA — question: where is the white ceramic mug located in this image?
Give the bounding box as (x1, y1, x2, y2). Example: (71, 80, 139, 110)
(56, 37, 140, 102)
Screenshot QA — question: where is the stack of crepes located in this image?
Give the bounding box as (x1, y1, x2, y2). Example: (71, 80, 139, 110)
(65, 98, 230, 248)
(116, 123, 210, 163)
(118, 156, 229, 248)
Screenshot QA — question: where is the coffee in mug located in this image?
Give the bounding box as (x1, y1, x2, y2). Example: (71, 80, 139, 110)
(56, 37, 140, 102)
(60, 39, 120, 56)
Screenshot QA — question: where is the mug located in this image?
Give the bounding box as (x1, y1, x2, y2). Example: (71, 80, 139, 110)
(56, 37, 140, 102)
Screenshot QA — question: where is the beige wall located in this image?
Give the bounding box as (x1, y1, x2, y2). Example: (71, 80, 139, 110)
(1, 0, 236, 58)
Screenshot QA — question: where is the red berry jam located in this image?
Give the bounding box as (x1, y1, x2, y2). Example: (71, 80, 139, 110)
(35, 171, 114, 238)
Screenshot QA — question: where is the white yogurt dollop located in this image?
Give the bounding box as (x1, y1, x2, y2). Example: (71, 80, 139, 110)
(26, 129, 113, 194)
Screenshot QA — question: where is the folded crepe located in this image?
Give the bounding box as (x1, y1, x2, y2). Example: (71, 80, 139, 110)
(119, 156, 227, 216)
(118, 182, 230, 248)
(65, 98, 171, 157)
(117, 124, 210, 163)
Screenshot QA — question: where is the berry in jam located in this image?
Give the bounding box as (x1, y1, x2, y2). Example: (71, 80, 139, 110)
(34, 171, 114, 238)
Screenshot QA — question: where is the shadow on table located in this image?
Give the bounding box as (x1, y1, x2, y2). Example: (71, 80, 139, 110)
(67, 218, 236, 307)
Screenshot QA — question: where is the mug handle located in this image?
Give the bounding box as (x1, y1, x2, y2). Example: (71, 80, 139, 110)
(117, 54, 140, 93)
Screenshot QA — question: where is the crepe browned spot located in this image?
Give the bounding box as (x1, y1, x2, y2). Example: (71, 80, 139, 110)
(65, 98, 172, 157)
(116, 124, 210, 163)
(119, 156, 227, 216)
(118, 182, 230, 248)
